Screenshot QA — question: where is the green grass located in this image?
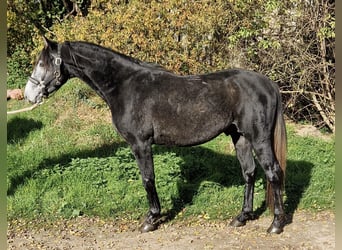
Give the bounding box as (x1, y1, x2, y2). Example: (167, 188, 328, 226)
(7, 80, 335, 223)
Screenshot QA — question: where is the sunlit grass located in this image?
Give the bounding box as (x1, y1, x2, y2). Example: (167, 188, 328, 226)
(7, 80, 335, 223)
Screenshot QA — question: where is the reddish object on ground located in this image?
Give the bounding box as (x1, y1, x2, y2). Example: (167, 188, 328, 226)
(7, 89, 24, 100)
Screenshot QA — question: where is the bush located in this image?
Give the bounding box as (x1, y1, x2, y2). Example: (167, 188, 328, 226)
(50, 0, 267, 74)
(26, 0, 335, 132)
(7, 6, 35, 89)
(7, 47, 32, 89)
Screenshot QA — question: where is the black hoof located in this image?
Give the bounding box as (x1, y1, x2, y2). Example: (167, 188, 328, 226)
(267, 214, 287, 234)
(229, 217, 246, 227)
(267, 225, 284, 234)
(229, 212, 256, 227)
(139, 220, 159, 233)
(139, 213, 161, 233)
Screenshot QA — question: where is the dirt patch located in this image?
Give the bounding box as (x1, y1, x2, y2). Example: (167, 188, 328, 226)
(287, 120, 333, 142)
(8, 210, 334, 249)
(295, 125, 333, 141)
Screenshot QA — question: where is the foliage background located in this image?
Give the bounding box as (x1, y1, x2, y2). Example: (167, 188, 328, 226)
(7, 0, 335, 132)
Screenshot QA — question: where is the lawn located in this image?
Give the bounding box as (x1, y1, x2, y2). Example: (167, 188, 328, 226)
(7, 80, 335, 223)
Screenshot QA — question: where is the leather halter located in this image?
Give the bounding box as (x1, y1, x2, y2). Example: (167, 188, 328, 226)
(28, 44, 63, 93)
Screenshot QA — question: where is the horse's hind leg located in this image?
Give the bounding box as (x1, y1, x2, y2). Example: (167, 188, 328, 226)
(229, 130, 257, 227)
(252, 141, 286, 234)
(129, 139, 161, 233)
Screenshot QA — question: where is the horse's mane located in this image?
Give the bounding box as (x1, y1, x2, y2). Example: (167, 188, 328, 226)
(70, 41, 170, 73)
(114, 49, 171, 73)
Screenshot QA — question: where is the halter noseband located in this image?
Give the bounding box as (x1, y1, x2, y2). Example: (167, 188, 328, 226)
(29, 44, 63, 93)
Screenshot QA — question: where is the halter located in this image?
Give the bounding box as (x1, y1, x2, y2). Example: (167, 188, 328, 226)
(28, 44, 63, 93)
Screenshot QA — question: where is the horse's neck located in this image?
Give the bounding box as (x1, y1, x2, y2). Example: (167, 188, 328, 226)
(62, 42, 138, 102)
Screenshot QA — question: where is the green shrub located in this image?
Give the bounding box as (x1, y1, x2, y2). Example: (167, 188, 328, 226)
(25, 0, 335, 131)
(49, 0, 270, 74)
(7, 47, 33, 89)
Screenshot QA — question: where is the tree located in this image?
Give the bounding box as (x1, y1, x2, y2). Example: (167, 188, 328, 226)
(8, 0, 335, 131)
(7, 0, 91, 88)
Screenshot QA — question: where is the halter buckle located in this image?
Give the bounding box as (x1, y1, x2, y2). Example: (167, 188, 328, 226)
(54, 71, 61, 78)
(55, 57, 62, 66)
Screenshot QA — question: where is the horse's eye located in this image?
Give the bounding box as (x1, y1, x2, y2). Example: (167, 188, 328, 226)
(39, 62, 44, 67)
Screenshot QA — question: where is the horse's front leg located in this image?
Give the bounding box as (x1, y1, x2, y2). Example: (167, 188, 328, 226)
(130, 139, 161, 233)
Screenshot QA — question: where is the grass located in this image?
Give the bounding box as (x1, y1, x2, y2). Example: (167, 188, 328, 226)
(7, 80, 335, 223)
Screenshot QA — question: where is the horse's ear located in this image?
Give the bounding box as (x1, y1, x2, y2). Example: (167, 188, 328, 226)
(42, 36, 58, 51)
(42, 36, 51, 49)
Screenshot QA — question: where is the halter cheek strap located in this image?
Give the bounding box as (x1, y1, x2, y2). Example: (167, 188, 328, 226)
(54, 45, 62, 85)
(29, 44, 63, 91)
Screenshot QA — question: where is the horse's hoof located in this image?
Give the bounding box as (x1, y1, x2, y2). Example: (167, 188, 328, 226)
(139, 221, 159, 233)
(229, 212, 256, 227)
(267, 225, 283, 234)
(267, 214, 287, 234)
(229, 218, 246, 227)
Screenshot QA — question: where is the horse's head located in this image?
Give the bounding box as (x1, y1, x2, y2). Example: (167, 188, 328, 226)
(24, 37, 69, 104)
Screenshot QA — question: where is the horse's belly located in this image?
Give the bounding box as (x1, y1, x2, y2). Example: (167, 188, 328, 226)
(152, 111, 231, 146)
(149, 80, 236, 146)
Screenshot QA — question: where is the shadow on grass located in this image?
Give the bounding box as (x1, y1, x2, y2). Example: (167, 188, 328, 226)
(8, 132, 313, 227)
(284, 160, 314, 214)
(7, 117, 43, 144)
(154, 145, 243, 216)
(7, 141, 127, 196)
(154, 145, 314, 225)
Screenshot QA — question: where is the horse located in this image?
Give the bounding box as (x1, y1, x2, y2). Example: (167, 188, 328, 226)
(24, 36, 287, 234)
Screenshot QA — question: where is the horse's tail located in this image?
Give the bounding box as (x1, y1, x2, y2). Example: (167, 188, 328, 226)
(266, 90, 287, 213)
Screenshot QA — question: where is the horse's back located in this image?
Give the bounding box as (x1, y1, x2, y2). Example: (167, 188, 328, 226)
(115, 68, 280, 146)
(145, 71, 236, 145)
(149, 69, 277, 145)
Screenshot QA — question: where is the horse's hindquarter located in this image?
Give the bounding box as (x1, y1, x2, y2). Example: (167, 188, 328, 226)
(147, 72, 240, 146)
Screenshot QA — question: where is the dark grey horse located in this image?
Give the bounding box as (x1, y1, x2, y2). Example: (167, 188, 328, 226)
(25, 37, 287, 234)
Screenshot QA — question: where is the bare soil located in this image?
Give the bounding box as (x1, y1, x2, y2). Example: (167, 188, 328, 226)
(8, 210, 334, 249)
(294, 123, 333, 142)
